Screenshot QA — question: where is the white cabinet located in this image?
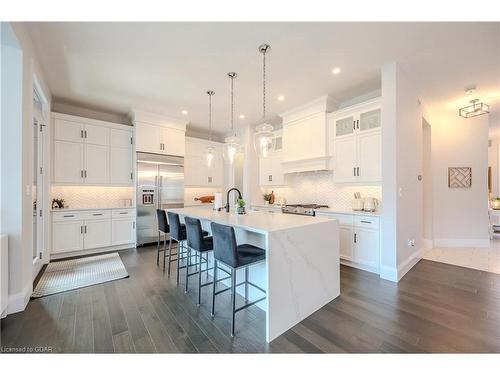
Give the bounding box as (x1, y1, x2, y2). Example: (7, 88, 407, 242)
(259, 151, 285, 186)
(135, 122, 186, 156)
(52, 220, 84, 254)
(161, 127, 185, 157)
(112, 218, 136, 245)
(84, 219, 112, 249)
(52, 113, 134, 186)
(354, 227, 380, 269)
(330, 99, 381, 184)
(339, 226, 354, 260)
(185, 138, 223, 187)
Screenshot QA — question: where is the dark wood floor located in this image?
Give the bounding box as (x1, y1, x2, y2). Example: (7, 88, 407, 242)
(2, 245, 500, 353)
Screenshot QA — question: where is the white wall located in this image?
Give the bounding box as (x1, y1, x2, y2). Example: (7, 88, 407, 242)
(422, 120, 433, 245)
(429, 110, 489, 247)
(381, 62, 424, 282)
(488, 137, 499, 198)
(1, 22, 51, 314)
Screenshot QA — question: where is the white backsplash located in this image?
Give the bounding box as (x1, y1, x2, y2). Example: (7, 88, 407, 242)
(51, 186, 135, 209)
(260, 171, 382, 211)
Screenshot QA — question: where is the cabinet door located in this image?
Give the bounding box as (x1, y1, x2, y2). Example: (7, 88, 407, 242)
(54, 119, 84, 143)
(54, 141, 84, 184)
(85, 144, 109, 184)
(353, 228, 380, 269)
(259, 156, 272, 186)
(110, 128, 133, 148)
(52, 220, 84, 253)
(161, 127, 185, 156)
(136, 122, 161, 153)
(339, 225, 354, 260)
(84, 123, 110, 146)
(84, 219, 112, 249)
(335, 115, 355, 137)
(358, 108, 381, 132)
(271, 152, 285, 185)
(112, 218, 136, 245)
(110, 147, 133, 185)
(333, 136, 357, 183)
(358, 131, 381, 183)
(184, 154, 198, 186)
(210, 151, 223, 186)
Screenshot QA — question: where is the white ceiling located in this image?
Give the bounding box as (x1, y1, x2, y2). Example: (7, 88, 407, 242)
(26, 22, 500, 136)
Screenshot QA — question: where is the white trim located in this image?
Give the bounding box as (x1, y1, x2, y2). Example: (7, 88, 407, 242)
(50, 243, 134, 261)
(340, 258, 379, 275)
(280, 95, 337, 123)
(397, 247, 422, 281)
(423, 238, 433, 249)
(7, 284, 31, 314)
(52, 111, 132, 130)
(433, 238, 490, 248)
(379, 264, 398, 282)
(129, 109, 187, 130)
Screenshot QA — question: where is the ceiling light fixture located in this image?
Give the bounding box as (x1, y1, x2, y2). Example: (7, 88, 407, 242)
(181, 110, 188, 115)
(277, 95, 285, 101)
(253, 43, 275, 159)
(223, 72, 241, 165)
(332, 67, 341, 75)
(459, 98, 490, 118)
(239, 114, 245, 119)
(205, 90, 215, 168)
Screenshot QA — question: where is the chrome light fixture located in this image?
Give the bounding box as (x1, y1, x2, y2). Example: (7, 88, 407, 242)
(253, 44, 275, 158)
(205, 90, 215, 168)
(459, 98, 490, 118)
(223, 72, 241, 165)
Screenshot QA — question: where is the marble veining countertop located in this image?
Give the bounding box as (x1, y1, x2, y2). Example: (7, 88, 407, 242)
(168, 206, 335, 235)
(250, 204, 381, 217)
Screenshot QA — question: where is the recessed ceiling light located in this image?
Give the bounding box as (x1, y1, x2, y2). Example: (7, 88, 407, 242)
(181, 110, 188, 115)
(332, 67, 341, 75)
(277, 95, 285, 101)
(239, 114, 245, 119)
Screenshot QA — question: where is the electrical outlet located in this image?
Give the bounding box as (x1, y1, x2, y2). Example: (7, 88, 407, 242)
(407, 239, 416, 247)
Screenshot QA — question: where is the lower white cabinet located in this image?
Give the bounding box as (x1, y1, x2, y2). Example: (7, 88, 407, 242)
(52, 209, 136, 256)
(316, 212, 380, 273)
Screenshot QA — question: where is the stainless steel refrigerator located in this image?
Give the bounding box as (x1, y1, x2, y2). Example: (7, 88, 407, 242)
(136, 152, 184, 245)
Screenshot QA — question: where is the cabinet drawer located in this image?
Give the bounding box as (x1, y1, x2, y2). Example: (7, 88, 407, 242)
(112, 209, 136, 218)
(82, 210, 112, 220)
(316, 212, 353, 226)
(354, 216, 379, 229)
(52, 211, 86, 222)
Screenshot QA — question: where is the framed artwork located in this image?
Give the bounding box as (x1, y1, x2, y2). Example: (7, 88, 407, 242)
(448, 167, 472, 188)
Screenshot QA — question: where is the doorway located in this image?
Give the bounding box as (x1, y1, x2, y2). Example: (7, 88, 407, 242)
(422, 119, 433, 249)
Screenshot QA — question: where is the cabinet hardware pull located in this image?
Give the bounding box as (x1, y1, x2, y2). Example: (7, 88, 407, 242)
(81, 170, 84, 178)
(360, 220, 372, 224)
(133, 221, 135, 229)
(357, 167, 360, 176)
(130, 137, 133, 145)
(353, 120, 355, 130)
(84, 170, 87, 178)
(130, 172, 133, 180)
(84, 225, 87, 234)
(357, 120, 359, 129)
(84, 130, 87, 138)
(63, 215, 75, 218)
(353, 167, 356, 177)
(81, 225, 83, 234)
(93, 213, 103, 216)
(119, 212, 128, 214)
(81, 130, 84, 138)
(354, 233, 357, 243)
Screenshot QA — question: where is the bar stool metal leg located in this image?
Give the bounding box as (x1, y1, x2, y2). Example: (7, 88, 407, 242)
(231, 269, 236, 337)
(156, 231, 161, 265)
(211, 260, 217, 316)
(176, 240, 181, 285)
(167, 237, 173, 276)
(185, 245, 190, 293)
(198, 251, 203, 305)
(245, 267, 249, 302)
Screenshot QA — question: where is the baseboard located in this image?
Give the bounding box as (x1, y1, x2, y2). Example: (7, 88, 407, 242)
(423, 238, 433, 249)
(433, 238, 490, 248)
(397, 247, 422, 281)
(340, 258, 379, 275)
(50, 243, 135, 260)
(379, 265, 398, 282)
(7, 284, 32, 315)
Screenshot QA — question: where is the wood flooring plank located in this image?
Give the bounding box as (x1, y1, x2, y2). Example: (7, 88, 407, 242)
(91, 286, 114, 353)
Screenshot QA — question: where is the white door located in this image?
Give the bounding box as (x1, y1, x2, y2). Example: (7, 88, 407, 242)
(161, 127, 185, 156)
(52, 221, 84, 253)
(110, 147, 133, 185)
(339, 225, 354, 260)
(112, 218, 135, 245)
(84, 144, 109, 184)
(136, 122, 161, 153)
(334, 115, 355, 138)
(54, 140, 84, 183)
(271, 152, 285, 185)
(54, 119, 84, 143)
(334, 136, 357, 183)
(210, 151, 223, 186)
(358, 108, 381, 132)
(84, 219, 112, 249)
(259, 156, 272, 186)
(353, 228, 380, 269)
(110, 128, 133, 148)
(358, 131, 382, 183)
(84, 123, 110, 146)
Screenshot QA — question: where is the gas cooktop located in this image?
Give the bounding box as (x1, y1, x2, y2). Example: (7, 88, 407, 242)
(281, 204, 329, 216)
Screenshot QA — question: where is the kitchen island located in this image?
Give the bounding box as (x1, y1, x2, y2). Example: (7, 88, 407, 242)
(168, 206, 340, 342)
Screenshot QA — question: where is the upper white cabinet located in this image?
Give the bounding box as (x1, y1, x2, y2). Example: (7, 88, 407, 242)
(280, 96, 336, 173)
(132, 110, 187, 157)
(185, 137, 223, 187)
(259, 131, 285, 186)
(52, 113, 134, 186)
(330, 98, 382, 184)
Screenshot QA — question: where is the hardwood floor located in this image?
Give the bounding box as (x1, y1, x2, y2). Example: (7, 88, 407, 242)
(2, 245, 500, 353)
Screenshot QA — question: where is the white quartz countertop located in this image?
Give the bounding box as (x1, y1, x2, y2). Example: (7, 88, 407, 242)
(250, 204, 381, 217)
(168, 206, 335, 235)
(51, 207, 135, 212)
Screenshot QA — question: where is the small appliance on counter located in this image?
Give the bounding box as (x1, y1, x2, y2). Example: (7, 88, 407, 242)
(352, 192, 364, 211)
(363, 197, 379, 212)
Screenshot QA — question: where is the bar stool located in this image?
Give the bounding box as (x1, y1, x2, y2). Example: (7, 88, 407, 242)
(155, 209, 169, 266)
(184, 216, 215, 305)
(210, 222, 267, 336)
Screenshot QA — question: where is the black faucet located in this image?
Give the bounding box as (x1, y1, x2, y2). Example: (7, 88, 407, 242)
(225, 188, 242, 213)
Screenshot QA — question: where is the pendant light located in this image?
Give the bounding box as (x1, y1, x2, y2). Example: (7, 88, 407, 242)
(223, 72, 241, 165)
(253, 44, 275, 158)
(205, 90, 215, 168)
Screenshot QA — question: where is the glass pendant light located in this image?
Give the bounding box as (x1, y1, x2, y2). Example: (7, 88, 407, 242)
(223, 72, 241, 165)
(204, 90, 215, 168)
(253, 44, 275, 158)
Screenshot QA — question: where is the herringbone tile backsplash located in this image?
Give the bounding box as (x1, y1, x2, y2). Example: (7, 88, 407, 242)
(51, 186, 134, 209)
(260, 171, 381, 210)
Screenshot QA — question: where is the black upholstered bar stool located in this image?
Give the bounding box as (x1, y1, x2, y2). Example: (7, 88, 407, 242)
(184, 216, 216, 305)
(210, 222, 267, 336)
(155, 209, 169, 266)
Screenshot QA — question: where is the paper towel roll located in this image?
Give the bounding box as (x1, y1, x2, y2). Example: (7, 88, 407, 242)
(213, 192, 222, 211)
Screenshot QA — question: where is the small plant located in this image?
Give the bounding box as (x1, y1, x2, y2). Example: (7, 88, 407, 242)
(263, 193, 271, 202)
(52, 198, 66, 209)
(238, 199, 246, 208)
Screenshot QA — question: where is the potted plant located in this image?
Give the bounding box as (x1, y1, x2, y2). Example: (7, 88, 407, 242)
(263, 193, 271, 205)
(492, 197, 500, 210)
(237, 198, 246, 214)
